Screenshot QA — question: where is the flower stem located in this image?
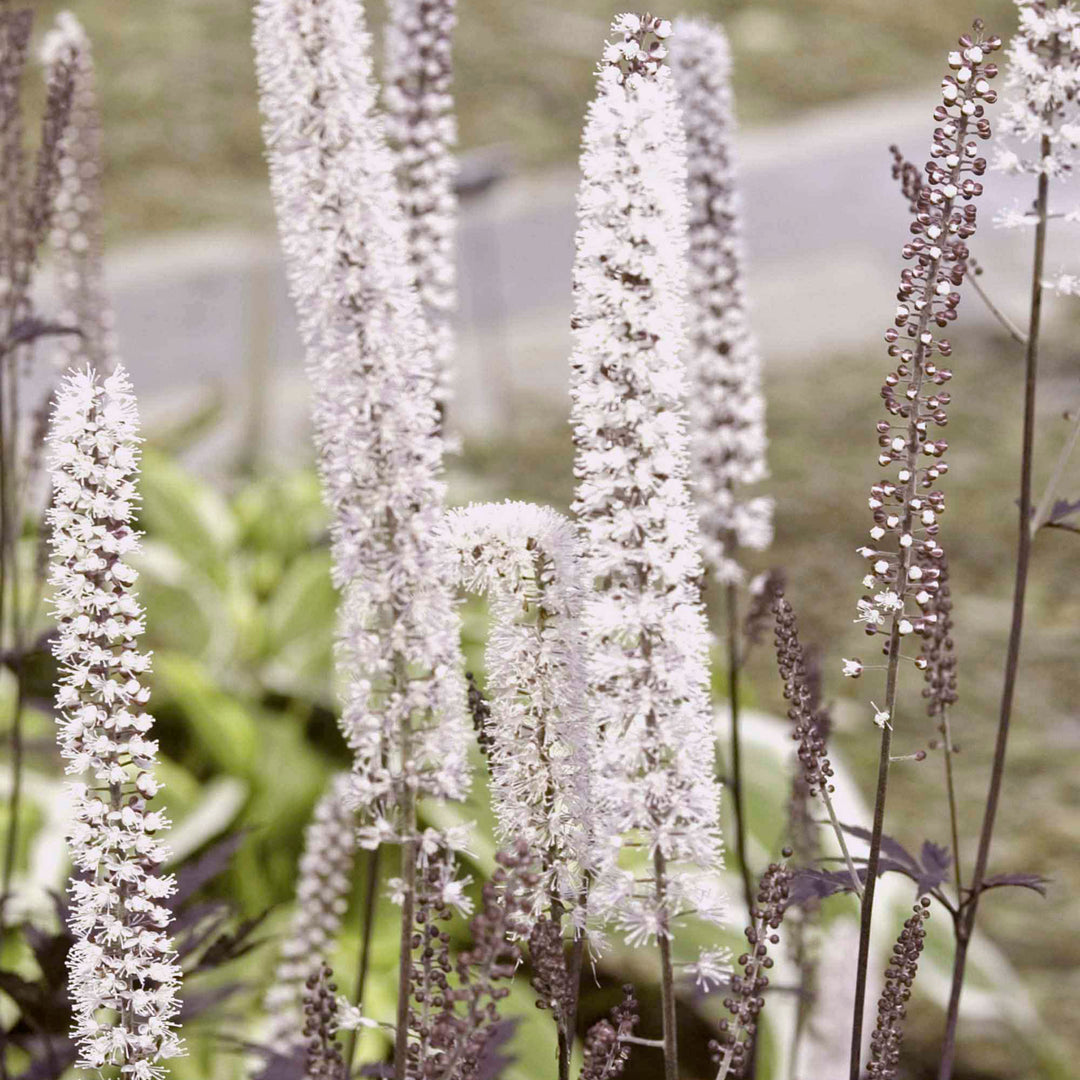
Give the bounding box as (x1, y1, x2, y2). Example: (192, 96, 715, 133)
(939, 707, 964, 902)
(654, 847, 679, 1080)
(937, 132, 1051, 1080)
(849, 73, 982, 1074)
(345, 845, 381, 1073)
(726, 582, 754, 918)
(848, 621, 900, 1080)
(394, 668, 417, 1080)
(819, 787, 863, 900)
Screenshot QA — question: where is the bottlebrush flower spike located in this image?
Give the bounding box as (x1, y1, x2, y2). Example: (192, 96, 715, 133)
(263, 773, 357, 1053)
(994, 1, 1080, 297)
(995, 1, 1079, 180)
(569, 13, 725, 943)
(442, 501, 593, 908)
(858, 26, 999, 674)
(40, 12, 117, 373)
(668, 17, 771, 583)
(253, 0, 470, 824)
(384, 0, 459, 413)
(47, 365, 183, 1078)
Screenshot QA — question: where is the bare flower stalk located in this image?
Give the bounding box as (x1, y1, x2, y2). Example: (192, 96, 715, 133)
(383, 0, 459, 417)
(846, 26, 999, 1079)
(669, 18, 772, 920)
(253, 4, 471, 1077)
(570, 15, 726, 1079)
(939, 5, 1078, 1074)
(47, 366, 184, 1078)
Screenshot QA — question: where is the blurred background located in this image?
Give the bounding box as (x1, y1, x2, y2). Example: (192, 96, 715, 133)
(4, 1, 1079, 1078)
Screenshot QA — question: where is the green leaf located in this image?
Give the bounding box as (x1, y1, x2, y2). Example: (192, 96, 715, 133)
(258, 549, 337, 701)
(138, 449, 237, 578)
(153, 651, 258, 774)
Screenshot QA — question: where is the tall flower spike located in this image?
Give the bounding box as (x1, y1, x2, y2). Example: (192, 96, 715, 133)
(857, 31, 999, 665)
(569, 12, 725, 947)
(442, 501, 594, 909)
(668, 17, 771, 584)
(253, 0, 470, 822)
(263, 773, 357, 1053)
(383, 0, 459, 414)
(47, 366, 183, 1078)
(40, 12, 117, 373)
(849, 26, 999, 1076)
(993, 1, 1080, 296)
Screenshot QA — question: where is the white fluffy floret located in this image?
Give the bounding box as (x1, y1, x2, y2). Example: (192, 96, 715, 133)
(569, 18, 726, 943)
(669, 18, 771, 584)
(442, 501, 594, 908)
(383, 0, 459, 412)
(47, 366, 183, 1078)
(995, 2, 1080, 295)
(254, 0, 470, 825)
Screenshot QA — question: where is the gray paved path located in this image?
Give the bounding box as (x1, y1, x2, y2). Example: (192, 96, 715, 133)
(32, 91, 1061, 463)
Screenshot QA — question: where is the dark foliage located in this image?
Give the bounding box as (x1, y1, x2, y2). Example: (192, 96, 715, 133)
(1, 831, 260, 1079)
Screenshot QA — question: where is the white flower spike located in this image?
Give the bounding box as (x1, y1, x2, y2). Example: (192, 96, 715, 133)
(47, 365, 183, 1077)
(669, 17, 772, 584)
(569, 15, 725, 942)
(253, 0, 471, 825)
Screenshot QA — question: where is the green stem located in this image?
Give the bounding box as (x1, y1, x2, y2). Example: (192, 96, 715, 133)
(726, 583, 754, 919)
(654, 847, 679, 1080)
(1029, 405, 1080, 536)
(939, 707, 964, 903)
(393, 655, 417, 1080)
(820, 787, 863, 899)
(344, 845, 381, 1073)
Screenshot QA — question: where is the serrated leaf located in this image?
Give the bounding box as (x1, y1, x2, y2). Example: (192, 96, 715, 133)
(839, 822, 920, 872)
(1049, 497, 1080, 523)
(171, 829, 250, 906)
(917, 840, 952, 896)
(979, 872, 1050, 897)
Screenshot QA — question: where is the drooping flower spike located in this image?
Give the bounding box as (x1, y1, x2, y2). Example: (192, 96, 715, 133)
(47, 365, 183, 1078)
(569, 12, 725, 944)
(442, 501, 594, 910)
(669, 17, 771, 584)
(253, 0, 470, 829)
